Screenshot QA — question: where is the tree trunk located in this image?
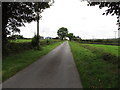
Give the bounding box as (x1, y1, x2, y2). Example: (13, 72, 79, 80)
(37, 13, 39, 38)
(2, 3, 9, 55)
(37, 12, 40, 50)
(61, 37, 63, 40)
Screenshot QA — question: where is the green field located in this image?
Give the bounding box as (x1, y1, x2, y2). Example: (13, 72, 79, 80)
(9, 39, 32, 43)
(69, 41, 118, 88)
(9, 39, 60, 43)
(80, 38, 119, 46)
(3, 41, 63, 82)
(85, 44, 119, 57)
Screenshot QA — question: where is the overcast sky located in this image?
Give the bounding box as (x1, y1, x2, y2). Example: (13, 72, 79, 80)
(19, 0, 118, 39)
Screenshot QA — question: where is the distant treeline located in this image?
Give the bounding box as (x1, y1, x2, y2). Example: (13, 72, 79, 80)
(79, 38, 119, 46)
(7, 35, 60, 40)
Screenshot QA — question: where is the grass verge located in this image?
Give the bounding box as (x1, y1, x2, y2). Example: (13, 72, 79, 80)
(83, 44, 119, 57)
(69, 41, 118, 88)
(3, 41, 63, 82)
(79, 44, 119, 64)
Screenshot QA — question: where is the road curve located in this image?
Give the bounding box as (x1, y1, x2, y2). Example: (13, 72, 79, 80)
(3, 41, 82, 88)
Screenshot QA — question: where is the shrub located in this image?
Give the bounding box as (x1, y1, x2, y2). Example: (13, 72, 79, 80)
(3, 38, 61, 57)
(102, 52, 118, 64)
(80, 44, 118, 65)
(31, 35, 40, 49)
(46, 39, 49, 45)
(4, 42, 32, 57)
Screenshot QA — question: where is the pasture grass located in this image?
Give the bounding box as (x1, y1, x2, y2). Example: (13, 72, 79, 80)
(85, 44, 119, 57)
(9, 39, 31, 43)
(3, 41, 63, 82)
(69, 41, 118, 88)
(79, 44, 119, 64)
(9, 39, 60, 43)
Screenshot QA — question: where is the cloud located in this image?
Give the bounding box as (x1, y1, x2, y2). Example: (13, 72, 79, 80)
(19, 0, 118, 39)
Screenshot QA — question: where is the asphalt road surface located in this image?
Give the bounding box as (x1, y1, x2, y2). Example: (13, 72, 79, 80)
(3, 41, 82, 88)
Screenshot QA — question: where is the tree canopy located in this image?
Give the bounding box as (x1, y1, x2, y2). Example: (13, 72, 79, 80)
(88, 2, 120, 16)
(2, 2, 52, 37)
(2, 1, 54, 54)
(8, 35, 24, 40)
(67, 33, 74, 41)
(57, 27, 68, 40)
(87, 1, 120, 30)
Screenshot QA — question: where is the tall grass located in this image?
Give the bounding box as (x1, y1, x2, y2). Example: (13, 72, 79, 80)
(85, 44, 119, 57)
(80, 44, 119, 64)
(69, 41, 118, 88)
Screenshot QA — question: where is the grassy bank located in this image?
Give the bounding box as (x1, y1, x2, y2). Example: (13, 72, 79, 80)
(3, 41, 63, 82)
(84, 44, 119, 57)
(80, 38, 119, 46)
(69, 41, 118, 88)
(79, 44, 119, 64)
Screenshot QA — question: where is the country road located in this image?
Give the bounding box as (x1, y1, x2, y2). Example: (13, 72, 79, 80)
(2, 41, 82, 88)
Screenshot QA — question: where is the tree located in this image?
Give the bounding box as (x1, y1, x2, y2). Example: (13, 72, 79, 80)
(67, 33, 74, 41)
(31, 35, 40, 49)
(87, 1, 120, 30)
(35, 2, 53, 49)
(57, 27, 68, 40)
(8, 35, 24, 40)
(52, 37, 59, 39)
(2, 1, 54, 54)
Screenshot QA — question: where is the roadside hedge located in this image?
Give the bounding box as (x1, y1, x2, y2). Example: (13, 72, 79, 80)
(3, 39, 60, 57)
(4, 42, 32, 56)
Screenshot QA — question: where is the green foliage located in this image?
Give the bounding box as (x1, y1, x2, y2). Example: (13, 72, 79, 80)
(87, 44, 119, 57)
(3, 41, 63, 82)
(9, 39, 31, 43)
(31, 35, 40, 50)
(69, 41, 118, 88)
(2, 2, 54, 55)
(3, 39, 60, 57)
(87, 2, 120, 16)
(46, 39, 49, 45)
(102, 53, 118, 64)
(79, 44, 119, 64)
(40, 39, 60, 46)
(3, 42, 32, 57)
(2, 2, 53, 36)
(8, 35, 24, 39)
(73, 36, 81, 42)
(87, 1, 120, 30)
(57, 27, 68, 40)
(67, 33, 74, 41)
